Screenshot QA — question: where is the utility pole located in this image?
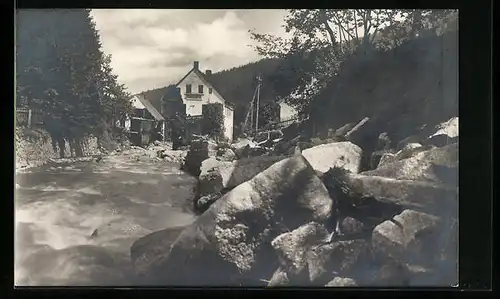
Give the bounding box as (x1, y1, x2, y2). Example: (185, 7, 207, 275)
(255, 76, 262, 132)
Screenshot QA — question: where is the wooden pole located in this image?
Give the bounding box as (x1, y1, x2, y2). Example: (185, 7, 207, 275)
(255, 76, 261, 132)
(27, 109, 32, 128)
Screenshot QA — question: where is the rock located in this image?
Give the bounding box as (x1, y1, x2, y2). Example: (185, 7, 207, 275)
(182, 140, 209, 177)
(377, 132, 391, 150)
(377, 143, 429, 168)
(430, 117, 458, 139)
(217, 148, 237, 161)
(396, 142, 425, 159)
(340, 217, 364, 236)
(370, 150, 390, 170)
(325, 277, 358, 287)
(195, 192, 222, 213)
(377, 152, 397, 168)
(271, 222, 329, 276)
(198, 158, 232, 196)
(248, 146, 269, 157)
(198, 155, 286, 197)
(130, 226, 189, 278)
(371, 259, 411, 286)
(425, 134, 458, 148)
(347, 174, 457, 216)
(231, 138, 255, 158)
(306, 239, 371, 284)
(397, 135, 422, 151)
(302, 142, 363, 175)
(423, 117, 459, 148)
(372, 210, 443, 265)
(156, 149, 167, 159)
(361, 143, 458, 185)
(207, 139, 218, 157)
(139, 155, 333, 285)
(267, 268, 289, 287)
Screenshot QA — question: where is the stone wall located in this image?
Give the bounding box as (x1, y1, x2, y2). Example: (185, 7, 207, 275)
(15, 127, 100, 170)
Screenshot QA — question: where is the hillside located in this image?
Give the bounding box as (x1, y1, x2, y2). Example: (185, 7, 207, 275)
(308, 28, 458, 156)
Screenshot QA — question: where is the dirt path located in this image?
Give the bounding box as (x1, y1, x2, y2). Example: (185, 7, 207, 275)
(15, 153, 197, 286)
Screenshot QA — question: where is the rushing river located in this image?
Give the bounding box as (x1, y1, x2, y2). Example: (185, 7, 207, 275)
(15, 154, 197, 286)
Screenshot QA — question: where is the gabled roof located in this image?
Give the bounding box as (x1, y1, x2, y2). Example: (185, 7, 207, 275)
(175, 66, 235, 108)
(133, 94, 165, 121)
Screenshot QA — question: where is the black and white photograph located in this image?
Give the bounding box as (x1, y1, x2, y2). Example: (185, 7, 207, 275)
(15, 9, 459, 287)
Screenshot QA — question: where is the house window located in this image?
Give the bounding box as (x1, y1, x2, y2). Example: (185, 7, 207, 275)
(186, 84, 192, 94)
(209, 88, 213, 94)
(198, 85, 204, 94)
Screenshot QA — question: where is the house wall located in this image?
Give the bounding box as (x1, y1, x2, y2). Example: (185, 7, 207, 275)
(279, 102, 298, 122)
(178, 70, 233, 141)
(178, 71, 225, 117)
(224, 105, 234, 142)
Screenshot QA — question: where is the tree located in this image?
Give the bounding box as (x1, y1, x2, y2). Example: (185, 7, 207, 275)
(16, 9, 131, 157)
(250, 9, 458, 116)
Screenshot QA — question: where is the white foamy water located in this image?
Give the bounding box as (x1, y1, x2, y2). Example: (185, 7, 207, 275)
(15, 155, 197, 286)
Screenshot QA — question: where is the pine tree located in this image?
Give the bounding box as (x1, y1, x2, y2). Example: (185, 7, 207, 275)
(16, 9, 131, 157)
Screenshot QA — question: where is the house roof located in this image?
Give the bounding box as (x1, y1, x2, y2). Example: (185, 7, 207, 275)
(175, 66, 236, 108)
(133, 94, 165, 121)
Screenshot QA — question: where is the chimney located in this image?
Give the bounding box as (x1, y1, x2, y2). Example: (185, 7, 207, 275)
(206, 70, 212, 76)
(193, 61, 199, 70)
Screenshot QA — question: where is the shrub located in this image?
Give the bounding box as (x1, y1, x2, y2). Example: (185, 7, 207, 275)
(201, 103, 225, 140)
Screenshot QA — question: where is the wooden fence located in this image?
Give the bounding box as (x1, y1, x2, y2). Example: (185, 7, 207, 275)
(16, 108, 43, 127)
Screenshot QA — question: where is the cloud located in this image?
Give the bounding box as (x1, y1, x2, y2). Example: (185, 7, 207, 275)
(91, 9, 288, 94)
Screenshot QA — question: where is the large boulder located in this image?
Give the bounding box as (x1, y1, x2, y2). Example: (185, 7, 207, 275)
(372, 210, 443, 265)
(130, 226, 188, 279)
(135, 155, 334, 285)
(181, 140, 209, 177)
(423, 117, 459, 148)
(302, 142, 363, 175)
(347, 174, 457, 216)
(306, 239, 371, 285)
(376, 143, 430, 169)
(361, 143, 458, 185)
(271, 222, 329, 277)
(198, 158, 232, 196)
(198, 155, 287, 197)
(430, 117, 458, 139)
(266, 267, 290, 287)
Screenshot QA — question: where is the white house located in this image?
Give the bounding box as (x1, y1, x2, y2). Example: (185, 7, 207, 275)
(175, 61, 234, 141)
(118, 94, 166, 144)
(277, 98, 299, 122)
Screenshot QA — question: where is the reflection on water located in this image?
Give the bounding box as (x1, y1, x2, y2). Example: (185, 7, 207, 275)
(15, 157, 197, 286)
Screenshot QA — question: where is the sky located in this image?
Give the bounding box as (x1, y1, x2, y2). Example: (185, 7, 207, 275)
(90, 9, 289, 95)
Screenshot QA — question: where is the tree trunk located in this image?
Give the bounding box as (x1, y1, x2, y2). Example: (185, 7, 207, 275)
(57, 137, 66, 158)
(75, 138, 84, 157)
(51, 134, 58, 154)
(69, 139, 75, 157)
(319, 9, 337, 47)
